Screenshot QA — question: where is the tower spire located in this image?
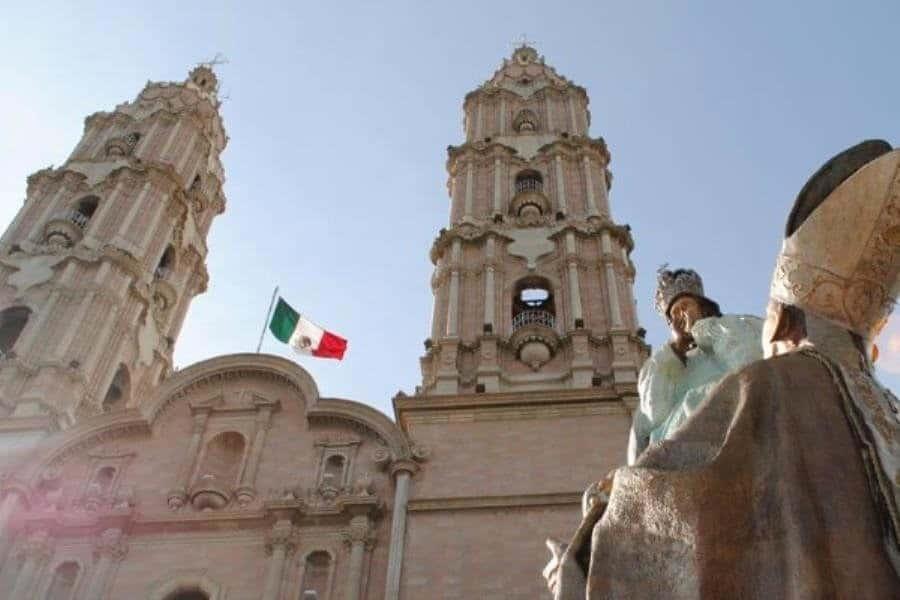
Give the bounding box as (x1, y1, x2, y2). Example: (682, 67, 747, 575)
(0, 67, 228, 433)
(418, 49, 648, 395)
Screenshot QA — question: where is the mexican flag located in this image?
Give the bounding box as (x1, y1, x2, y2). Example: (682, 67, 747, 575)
(268, 298, 348, 360)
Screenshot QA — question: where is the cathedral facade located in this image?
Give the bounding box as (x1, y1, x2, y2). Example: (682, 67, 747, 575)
(0, 47, 647, 599)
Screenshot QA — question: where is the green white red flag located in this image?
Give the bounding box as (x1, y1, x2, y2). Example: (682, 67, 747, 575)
(268, 298, 347, 360)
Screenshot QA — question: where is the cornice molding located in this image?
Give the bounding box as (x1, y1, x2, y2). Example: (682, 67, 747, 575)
(407, 491, 581, 512)
(429, 217, 634, 265)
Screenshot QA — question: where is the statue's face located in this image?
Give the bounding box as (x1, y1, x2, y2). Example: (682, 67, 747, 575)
(668, 295, 703, 334)
(762, 299, 796, 358)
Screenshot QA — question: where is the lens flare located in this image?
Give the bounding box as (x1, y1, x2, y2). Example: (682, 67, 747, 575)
(874, 313, 900, 374)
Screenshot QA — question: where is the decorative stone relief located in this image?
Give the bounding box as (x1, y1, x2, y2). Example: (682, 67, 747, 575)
(2, 254, 64, 296)
(507, 227, 555, 269)
(265, 520, 297, 556)
(94, 527, 128, 561)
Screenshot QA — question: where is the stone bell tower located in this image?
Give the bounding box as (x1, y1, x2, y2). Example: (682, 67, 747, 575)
(419, 45, 647, 395)
(0, 65, 227, 433)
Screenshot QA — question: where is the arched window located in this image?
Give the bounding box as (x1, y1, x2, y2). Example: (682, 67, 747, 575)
(45, 561, 80, 600)
(512, 277, 556, 331)
(514, 170, 543, 195)
(103, 364, 129, 411)
(155, 245, 175, 280)
(300, 551, 332, 600)
(163, 590, 209, 600)
(0, 306, 31, 357)
(93, 466, 117, 494)
(75, 196, 99, 222)
(198, 432, 246, 486)
(322, 455, 345, 487)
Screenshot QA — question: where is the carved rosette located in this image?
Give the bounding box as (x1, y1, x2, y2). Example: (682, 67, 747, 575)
(234, 485, 257, 507)
(166, 486, 187, 511)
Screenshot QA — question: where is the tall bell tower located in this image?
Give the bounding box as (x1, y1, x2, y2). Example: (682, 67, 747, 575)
(419, 45, 647, 395)
(0, 65, 227, 433)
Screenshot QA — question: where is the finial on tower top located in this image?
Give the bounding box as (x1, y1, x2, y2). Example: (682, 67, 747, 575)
(509, 36, 540, 66)
(187, 53, 228, 95)
(512, 33, 536, 49)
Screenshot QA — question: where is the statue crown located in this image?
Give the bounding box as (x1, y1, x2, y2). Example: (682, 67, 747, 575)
(654, 266, 705, 316)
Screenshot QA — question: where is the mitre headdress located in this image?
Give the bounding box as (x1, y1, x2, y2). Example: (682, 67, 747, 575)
(654, 266, 717, 319)
(770, 140, 900, 339)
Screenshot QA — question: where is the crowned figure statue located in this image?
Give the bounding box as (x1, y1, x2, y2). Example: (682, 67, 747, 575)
(544, 140, 900, 598)
(628, 267, 763, 464)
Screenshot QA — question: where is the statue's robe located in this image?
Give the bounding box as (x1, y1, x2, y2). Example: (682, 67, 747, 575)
(557, 348, 900, 599)
(629, 314, 763, 465)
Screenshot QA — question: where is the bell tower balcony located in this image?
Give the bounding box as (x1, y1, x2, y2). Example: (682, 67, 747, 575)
(43, 209, 89, 247)
(510, 170, 550, 221)
(510, 309, 560, 370)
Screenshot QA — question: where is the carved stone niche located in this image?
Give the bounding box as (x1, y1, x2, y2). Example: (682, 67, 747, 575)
(75, 446, 137, 513)
(311, 437, 361, 504)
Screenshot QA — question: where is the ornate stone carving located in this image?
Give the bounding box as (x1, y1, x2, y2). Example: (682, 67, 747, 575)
(409, 443, 431, 462)
(94, 527, 128, 561)
(189, 474, 230, 511)
(2, 254, 65, 296)
(264, 521, 296, 556)
(352, 472, 374, 496)
(342, 515, 375, 548)
(372, 446, 392, 469)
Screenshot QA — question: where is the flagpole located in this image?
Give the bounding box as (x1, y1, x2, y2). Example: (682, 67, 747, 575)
(256, 285, 279, 353)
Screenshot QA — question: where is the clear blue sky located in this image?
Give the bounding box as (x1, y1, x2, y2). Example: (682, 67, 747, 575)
(2, 1, 899, 417)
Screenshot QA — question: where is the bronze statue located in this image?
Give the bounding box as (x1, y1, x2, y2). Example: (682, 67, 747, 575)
(545, 140, 900, 598)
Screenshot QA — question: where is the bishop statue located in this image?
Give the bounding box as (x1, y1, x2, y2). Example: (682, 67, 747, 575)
(545, 140, 900, 598)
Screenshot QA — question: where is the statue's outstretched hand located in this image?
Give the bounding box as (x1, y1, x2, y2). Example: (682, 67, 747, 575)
(543, 537, 567, 597)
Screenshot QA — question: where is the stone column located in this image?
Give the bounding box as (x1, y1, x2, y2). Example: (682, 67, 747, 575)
(343, 515, 372, 600)
(565, 233, 583, 326)
(236, 401, 275, 506)
(567, 95, 578, 134)
(384, 461, 417, 600)
(262, 519, 295, 600)
(492, 158, 503, 215)
(554, 155, 568, 214)
(483, 237, 496, 329)
(475, 98, 484, 140)
(83, 528, 127, 600)
(9, 529, 52, 600)
(445, 240, 461, 337)
(463, 163, 474, 219)
(499, 97, 507, 133)
(583, 156, 599, 217)
(601, 232, 623, 328)
(167, 407, 210, 509)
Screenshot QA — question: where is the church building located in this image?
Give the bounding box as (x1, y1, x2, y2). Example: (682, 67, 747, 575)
(0, 46, 647, 599)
